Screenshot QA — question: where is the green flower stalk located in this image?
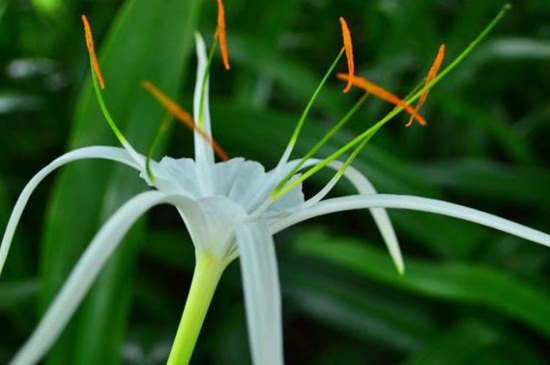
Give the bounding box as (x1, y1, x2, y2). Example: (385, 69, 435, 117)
(0, 3, 548, 365)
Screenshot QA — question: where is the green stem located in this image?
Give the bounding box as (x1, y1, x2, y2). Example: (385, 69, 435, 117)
(167, 254, 225, 365)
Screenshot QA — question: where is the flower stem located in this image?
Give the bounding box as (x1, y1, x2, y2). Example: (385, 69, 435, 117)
(167, 254, 225, 365)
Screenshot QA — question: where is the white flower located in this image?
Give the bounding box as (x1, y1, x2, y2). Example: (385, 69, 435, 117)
(1, 31, 550, 365)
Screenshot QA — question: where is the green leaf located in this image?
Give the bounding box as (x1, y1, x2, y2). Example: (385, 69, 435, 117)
(404, 319, 547, 365)
(230, 0, 301, 108)
(0, 279, 38, 312)
(283, 262, 434, 352)
(38, 0, 201, 364)
(293, 230, 550, 339)
(481, 38, 550, 60)
(417, 159, 550, 207)
(402, 320, 499, 365)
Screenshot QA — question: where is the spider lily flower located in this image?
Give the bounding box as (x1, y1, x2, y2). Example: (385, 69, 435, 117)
(1, 4, 549, 365)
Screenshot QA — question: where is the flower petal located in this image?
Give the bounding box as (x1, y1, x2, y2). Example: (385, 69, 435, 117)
(294, 159, 403, 274)
(274, 159, 403, 273)
(234, 220, 284, 365)
(193, 33, 215, 166)
(0, 146, 141, 279)
(192, 33, 217, 196)
(196, 195, 247, 261)
(336, 167, 403, 273)
(8, 190, 180, 365)
(272, 194, 550, 248)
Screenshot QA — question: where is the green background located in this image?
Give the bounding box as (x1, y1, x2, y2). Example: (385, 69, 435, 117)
(0, 0, 549, 364)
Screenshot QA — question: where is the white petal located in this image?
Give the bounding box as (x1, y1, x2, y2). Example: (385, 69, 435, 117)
(141, 157, 199, 197)
(213, 158, 265, 204)
(8, 191, 179, 365)
(148, 156, 304, 217)
(245, 162, 305, 217)
(0, 146, 141, 278)
(193, 33, 215, 167)
(195, 196, 247, 260)
(296, 159, 403, 273)
(235, 220, 284, 365)
(265, 158, 402, 272)
(271, 194, 550, 248)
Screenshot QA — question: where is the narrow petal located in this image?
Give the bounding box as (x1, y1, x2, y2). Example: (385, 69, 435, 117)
(193, 33, 215, 165)
(289, 159, 403, 274)
(271, 194, 550, 248)
(192, 33, 216, 196)
(337, 73, 427, 126)
(9, 191, 176, 365)
(0, 146, 141, 279)
(235, 220, 284, 365)
(339, 17, 354, 93)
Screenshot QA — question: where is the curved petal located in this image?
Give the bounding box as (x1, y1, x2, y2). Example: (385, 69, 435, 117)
(295, 159, 403, 274)
(271, 194, 550, 248)
(0, 146, 142, 278)
(235, 220, 284, 365)
(8, 191, 178, 365)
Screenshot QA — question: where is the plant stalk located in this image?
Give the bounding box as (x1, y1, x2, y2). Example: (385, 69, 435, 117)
(166, 254, 225, 365)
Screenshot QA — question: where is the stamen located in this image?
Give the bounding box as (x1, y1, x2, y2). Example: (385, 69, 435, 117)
(141, 81, 229, 161)
(272, 4, 511, 202)
(337, 73, 426, 126)
(406, 44, 445, 127)
(81, 14, 144, 165)
(216, 0, 230, 70)
(339, 17, 354, 93)
(81, 15, 105, 90)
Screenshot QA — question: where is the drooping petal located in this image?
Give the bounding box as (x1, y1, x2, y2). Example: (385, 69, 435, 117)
(8, 191, 189, 365)
(288, 159, 403, 274)
(234, 220, 284, 365)
(0, 146, 141, 279)
(271, 194, 550, 248)
(330, 163, 403, 273)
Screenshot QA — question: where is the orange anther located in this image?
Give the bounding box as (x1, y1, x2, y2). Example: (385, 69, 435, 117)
(81, 15, 105, 90)
(337, 73, 426, 126)
(216, 0, 230, 70)
(406, 44, 445, 127)
(141, 81, 229, 161)
(339, 17, 354, 93)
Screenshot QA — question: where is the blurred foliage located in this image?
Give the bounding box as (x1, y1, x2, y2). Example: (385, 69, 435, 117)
(0, 0, 549, 364)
